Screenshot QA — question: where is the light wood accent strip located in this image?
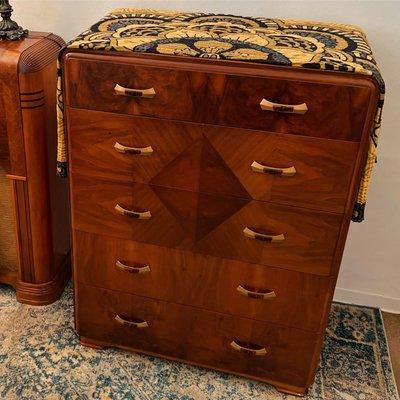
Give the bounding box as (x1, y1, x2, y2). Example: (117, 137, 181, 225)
(114, 84, 156, 98)
(6, 174, 27, 181)
(260, 98, 308, 114)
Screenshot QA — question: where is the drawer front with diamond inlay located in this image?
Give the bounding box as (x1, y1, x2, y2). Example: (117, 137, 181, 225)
(68, 108, 359, 213)
(70, 174, 342, 275)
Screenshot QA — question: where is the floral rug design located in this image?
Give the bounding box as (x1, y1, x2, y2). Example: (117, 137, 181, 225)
(0, 284, 398, 399)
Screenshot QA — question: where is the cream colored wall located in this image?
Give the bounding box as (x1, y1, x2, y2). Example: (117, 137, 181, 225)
(12, 0, 400, 311)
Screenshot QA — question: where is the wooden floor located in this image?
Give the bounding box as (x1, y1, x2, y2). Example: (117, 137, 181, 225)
(383, 312, 400, 390)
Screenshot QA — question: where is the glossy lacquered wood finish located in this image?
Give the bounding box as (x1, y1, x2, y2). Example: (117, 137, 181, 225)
(70, 175, 342, 275)
(0, 33, 70, 305)
(65, 56, 372, 141)
(68, 108, 359, 213)
(74, 231, 334, 331)
(64, 50, 381, 396)
(76, 283, 322, 391)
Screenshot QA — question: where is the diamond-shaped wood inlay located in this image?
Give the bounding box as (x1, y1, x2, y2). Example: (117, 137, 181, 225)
(152, 186, 250, 242)
(150, 137, 250, 199)
(149, 136, 251, 242)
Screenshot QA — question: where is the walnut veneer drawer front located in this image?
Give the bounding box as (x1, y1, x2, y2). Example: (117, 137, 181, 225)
(68, 108, 358, 213)
(74, 231, 334, 331)
(65, 56, 372, 141)
(77, 283, 321, 390)
(71, 176, 342, 275)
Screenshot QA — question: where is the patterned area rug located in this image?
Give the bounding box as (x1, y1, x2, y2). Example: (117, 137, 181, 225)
(0, 284, 398, 400)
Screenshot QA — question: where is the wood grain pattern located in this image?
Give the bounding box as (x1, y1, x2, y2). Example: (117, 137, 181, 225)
(70, 175, 341, 275)
(68, 108, 202, 184)
(74, 230, 335, 331)
(65, 56, 372, 141)
(194, 200, 342, 275)
(63, 49, 381, 395)
(0, 33, 70, 304)
(205, 125, 359, 213)
(76, 283, 322, 390)
(71, 176, 190, 248)
(68, 108, 358, 213)
(217, 73, 371, 140)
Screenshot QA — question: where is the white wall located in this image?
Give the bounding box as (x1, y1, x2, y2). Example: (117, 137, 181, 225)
(11, 0, 400, 312)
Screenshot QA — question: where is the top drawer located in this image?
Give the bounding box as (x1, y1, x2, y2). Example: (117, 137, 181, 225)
(64, 55, 373, 141)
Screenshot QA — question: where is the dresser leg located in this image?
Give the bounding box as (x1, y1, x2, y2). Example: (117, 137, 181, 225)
(274, 384, 307, 397)
(80, 336, 106, 350)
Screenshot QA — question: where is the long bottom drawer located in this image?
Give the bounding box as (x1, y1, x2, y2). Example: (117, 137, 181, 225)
(76, 283, 323, 392)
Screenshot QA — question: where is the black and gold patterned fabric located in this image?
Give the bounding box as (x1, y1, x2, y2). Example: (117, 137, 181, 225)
(56, 8, 385, 222)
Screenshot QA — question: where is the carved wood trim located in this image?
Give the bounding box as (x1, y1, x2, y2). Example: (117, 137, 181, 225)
(16, 253, 71, 306)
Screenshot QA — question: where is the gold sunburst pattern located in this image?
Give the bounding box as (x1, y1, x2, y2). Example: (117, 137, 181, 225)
(56, 8, 384, 222)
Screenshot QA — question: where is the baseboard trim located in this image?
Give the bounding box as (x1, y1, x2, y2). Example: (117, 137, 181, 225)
(334, 287, 400, 314)
(16, 254, 71, 306)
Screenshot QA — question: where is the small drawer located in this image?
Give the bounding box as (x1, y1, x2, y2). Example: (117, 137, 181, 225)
(65, 57, 211, 122)
(68, 109, 358, 213)
(64, 55, 373, 141)
(74, 231, 334, 331)
(70, 177, 189, 249)
(204, 125, 358, 213)
(71, 176, 341, 275)
(216, 74, 372, 141)
(68, 108, 203, 185)
(76, 283, 322, 390)
(194, 200, 342, 276)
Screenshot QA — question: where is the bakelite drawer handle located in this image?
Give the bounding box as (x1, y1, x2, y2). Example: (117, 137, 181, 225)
(114, 142, 154, 156)
(260, 98, 308, 114)
(115, 260, 151, 274)
(251, 161, 296, 177)
(114, 84, 156, 98)
(236, 285, 276, 300)
(230, 340, 268, 356)
(115, 204, 152, 220)
(115, 314, 149, 328)
(243, 227, 285, 243)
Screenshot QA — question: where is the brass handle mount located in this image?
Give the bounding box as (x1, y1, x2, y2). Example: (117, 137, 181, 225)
(243, 227, 285, 243)
(236, 285, 276, 300)
(230, 340, 268, 356)
(115, 314, 149, 328)
(251, 161, 296, 177)
(115, 260, 151, 274)
(114, 84, 156, 98)
(115, 204, 152, 220)
(114, 142, 154, 156)
(260, 98, 308, 114)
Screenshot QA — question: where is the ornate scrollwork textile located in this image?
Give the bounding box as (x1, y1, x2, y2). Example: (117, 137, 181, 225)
(56, 8, 385, 221)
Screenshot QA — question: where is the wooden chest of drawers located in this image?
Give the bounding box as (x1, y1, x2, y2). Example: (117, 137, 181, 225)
(64, 51, 379, 396)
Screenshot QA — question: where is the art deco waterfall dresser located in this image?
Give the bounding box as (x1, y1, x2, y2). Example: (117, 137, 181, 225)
(59, 9, 384, 396)
(0, 32, 70, 304)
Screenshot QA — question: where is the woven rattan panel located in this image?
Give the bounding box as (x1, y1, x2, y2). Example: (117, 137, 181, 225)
(0, 168, 18, 274)
(0, 94, 18, 274)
